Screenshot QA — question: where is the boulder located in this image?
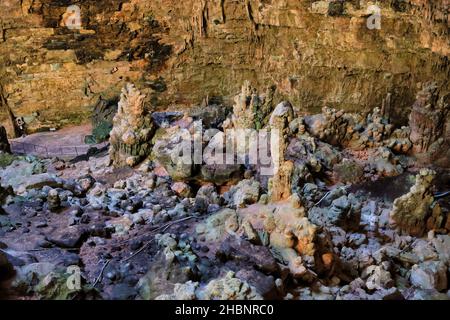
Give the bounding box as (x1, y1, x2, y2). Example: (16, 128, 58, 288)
(152, 127, 195, 181)
(225, 179, 260, 208)
(410, 261, 448, 291)
(309, 193, 361, 231)
(47, 226, 88, 248)
(171, 182, 192, 198)
(362, 265, 394, 291)
(196, 271, 262, 300)
(201, 131, 242, 185)
(195, 209, 239, 243)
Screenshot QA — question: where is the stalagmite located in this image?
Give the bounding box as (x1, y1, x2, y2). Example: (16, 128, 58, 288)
(109, 83, 156, 167)
(390, 169, 444, 237)
(409, 83, 450, 167)
(268, 101, 294, 202)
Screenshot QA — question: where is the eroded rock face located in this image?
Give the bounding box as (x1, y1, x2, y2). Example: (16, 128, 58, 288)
(109, 84, 155, 167)
(390, 169, 444, 237)
(85, 97, 118, 144)
(1, 1, 449, 132)
(409, 83, 450, 167)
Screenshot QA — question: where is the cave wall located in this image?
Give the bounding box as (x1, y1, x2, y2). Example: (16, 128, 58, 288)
(0, 0, 449, 134)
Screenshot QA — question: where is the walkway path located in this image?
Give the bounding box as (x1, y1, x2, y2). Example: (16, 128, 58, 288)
(10, 124, 108, 158)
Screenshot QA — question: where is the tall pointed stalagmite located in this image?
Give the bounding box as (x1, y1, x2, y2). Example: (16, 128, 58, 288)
(109, 83, 156, 167)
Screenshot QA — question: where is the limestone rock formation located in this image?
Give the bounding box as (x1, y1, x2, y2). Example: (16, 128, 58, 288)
(309, 191, 362, 231)
(225, 179, 261, 208)
(201, 130, 243, 185)
(304, 107, 412, 153)
(195, 209, 239, 243)
(196, 271, 262, 300)
(152, 126, 195, 181)
(390, 169, 445, 237)
(109, 84, 155, 167)
(268, 101, 295, 202)
(1, 0, 450, 304)
(366, 147, 404, 178)
(410, 261, 448, 291)
(229, 81, 276, 130)
(239, 195, 318, 278)
(409, 83, 450, 167)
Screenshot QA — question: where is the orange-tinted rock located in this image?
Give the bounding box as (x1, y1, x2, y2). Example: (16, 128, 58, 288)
(1, 1, 449, 132)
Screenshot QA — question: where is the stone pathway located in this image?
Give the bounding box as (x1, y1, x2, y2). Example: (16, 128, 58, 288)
(10, 124, 107, 158)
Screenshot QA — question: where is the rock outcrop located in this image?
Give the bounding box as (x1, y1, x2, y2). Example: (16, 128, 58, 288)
(109, 84, 155, 167)
(152, 125, 196, 181)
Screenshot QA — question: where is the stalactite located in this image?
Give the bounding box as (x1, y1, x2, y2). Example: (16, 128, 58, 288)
(192, 0, 209, 38)
(220, 0, 226, 23)
(0, 19, 5, 42)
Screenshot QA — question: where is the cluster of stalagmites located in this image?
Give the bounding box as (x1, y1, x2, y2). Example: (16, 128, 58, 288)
(224, 80, 276, 131)
(109, 81, 449, 273)
(1, 80, 449, 300)
(107, 82, 450, 240)
(304, 106, 412, 153)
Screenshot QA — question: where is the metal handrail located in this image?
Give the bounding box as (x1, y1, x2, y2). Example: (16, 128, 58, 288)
(10, 141, 108, 157)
